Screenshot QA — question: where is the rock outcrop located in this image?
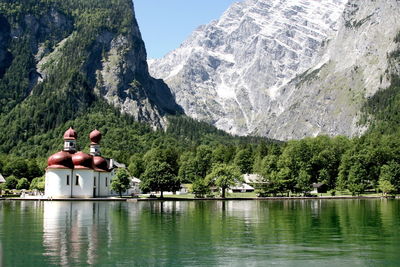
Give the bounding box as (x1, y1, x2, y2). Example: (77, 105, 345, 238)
(0, 0, 182, 129)
(149, 0, 400, 139)
(259, 0, 400, 140)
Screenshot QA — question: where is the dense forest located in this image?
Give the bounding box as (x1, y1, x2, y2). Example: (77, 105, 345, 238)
(1, 0, 400, 197)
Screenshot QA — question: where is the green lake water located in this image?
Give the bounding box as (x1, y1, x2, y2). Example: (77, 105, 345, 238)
(0, 199, 400, 266)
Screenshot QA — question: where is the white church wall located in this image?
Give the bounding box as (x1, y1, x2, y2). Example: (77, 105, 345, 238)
(98, 172, 111, 197)
(45, 169, 73, 198)
(71, 169, 94, 198)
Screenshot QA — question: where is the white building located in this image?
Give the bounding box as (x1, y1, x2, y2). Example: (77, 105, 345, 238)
(229, 183, 255, 193)
(45, 128, 113, 198)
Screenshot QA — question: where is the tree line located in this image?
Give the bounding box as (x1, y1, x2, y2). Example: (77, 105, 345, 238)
(121, 132, 400, 197)
(3, 125, 400, 197)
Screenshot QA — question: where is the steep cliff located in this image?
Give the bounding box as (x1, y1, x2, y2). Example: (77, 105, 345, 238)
(258, 0, 400, 140)
(149, 0, 400, 140)
(0, 0, 182, 152)
(149, 0, 347, 136)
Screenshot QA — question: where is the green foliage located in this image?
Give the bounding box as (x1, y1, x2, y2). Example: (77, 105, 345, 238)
(211, 144, 236, 165)
(5, 175, 18, 189)
(29, 176, 45, 192)
(362, 75, 400, 134)
(111, 168, 130, 197)
(0, 0, 152, 159)
(362, 33, 400, 135)
(347, 162, 368, 196)
(0, 0, 278, 184)
(141, 146, 181, 198)
(378, 179, 395, 196)
(337, 135, 397, 193)
(178, 152, 199, 183)
(0, 38, 36, 113)
(0, 183, 5, 194)
(167, 116, 276, 148)
(296, 169, 312, 194)
(234, 148, 253, 174)
(194, 145, 213, 178)
(205, 164, 242, 198)
(166, 116, 229, 143)
(143, 148, 179, 176)
(379, 161, 400, 193)
(140, 161, 180, 198)
(127, 154, 144, 178)
(16, 178, 30, 190)
(2, 1, 400, 200)
(1, 156, 44, 181)
(178, 144, 233, 183)
(191, 179, 210, 198)
(256, 136, 363, 196)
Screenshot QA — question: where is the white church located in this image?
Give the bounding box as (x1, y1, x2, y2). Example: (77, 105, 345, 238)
(45, 128, 115, 198)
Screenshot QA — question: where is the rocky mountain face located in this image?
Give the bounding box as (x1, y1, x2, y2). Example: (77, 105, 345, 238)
(0, 0, 181, 130)
(85, 10, 183, 127)
(149, 0, 400, 140)
(258, 0, 400, 140)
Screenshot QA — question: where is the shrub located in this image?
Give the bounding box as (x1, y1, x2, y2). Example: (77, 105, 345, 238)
(5, 176, 18, 189)
(16, 178, 30, 190)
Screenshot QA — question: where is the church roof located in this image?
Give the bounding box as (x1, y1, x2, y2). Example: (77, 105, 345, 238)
(47, 128, 115, 172)
(47, 151, 74, 169)
(63, 127, 77, 140)
(89, 129, 102, 144)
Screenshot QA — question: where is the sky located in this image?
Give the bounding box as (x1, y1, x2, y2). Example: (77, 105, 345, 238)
(134, 0, 241, 59)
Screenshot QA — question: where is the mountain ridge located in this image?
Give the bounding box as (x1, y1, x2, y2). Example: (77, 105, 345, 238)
(149, 0, 400, 140)
(0, 0, 183, 153)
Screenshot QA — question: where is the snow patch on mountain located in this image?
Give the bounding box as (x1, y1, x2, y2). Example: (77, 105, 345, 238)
(149, 0, 400, 139)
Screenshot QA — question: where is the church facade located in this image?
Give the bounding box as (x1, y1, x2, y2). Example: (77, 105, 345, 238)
(45, 128, 114, 198)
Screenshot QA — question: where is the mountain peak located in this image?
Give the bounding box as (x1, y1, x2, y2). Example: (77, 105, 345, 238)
(149, 0, 400, 140)
(149, 0, 347, 137)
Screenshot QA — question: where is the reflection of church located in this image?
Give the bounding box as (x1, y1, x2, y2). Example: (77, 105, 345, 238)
(43, 202, 112, 266)
(45, 128, 115, 198)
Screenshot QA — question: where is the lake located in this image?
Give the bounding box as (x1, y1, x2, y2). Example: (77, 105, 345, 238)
(0, 199, 399, 266)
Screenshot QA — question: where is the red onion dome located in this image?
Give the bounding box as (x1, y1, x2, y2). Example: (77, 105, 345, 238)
(93, 156, 109, 172)
(47, 151, 74, 169)
(89, 129, 102, 144)
(64, 127, 77, 140)
(72, 152, 93, 169)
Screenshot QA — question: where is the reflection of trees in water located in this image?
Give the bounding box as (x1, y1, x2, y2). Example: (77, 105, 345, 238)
(138, 200, 400, 264)
(1, 200, 399, 266)
(0, 241, 3, 267)
(0, 201, 47, 266)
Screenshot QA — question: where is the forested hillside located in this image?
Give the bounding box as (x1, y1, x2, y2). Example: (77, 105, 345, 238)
(1, 0, 400, 197)
(0, 0, 276, 192)
(0, 0, 182, 158)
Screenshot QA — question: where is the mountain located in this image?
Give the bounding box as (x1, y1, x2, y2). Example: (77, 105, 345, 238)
(149, 0, 400, 140)
(0, 0, 183, 153)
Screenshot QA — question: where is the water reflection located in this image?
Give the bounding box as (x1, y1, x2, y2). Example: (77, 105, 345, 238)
(43, 202, 125, 266)
(0, 199, 398, 266)
(0, 241, 3, 267)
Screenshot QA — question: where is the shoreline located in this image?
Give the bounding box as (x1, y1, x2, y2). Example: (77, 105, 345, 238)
(0, 196, 395, 202)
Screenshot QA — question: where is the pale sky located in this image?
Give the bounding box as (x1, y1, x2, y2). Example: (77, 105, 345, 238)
(134, 0, 241, 59)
